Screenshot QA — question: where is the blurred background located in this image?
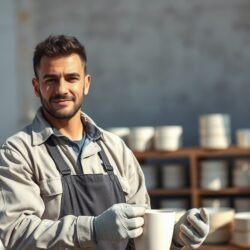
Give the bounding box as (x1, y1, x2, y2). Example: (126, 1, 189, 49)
(2, 1, 250, 247)
(1, 0, 250, 145)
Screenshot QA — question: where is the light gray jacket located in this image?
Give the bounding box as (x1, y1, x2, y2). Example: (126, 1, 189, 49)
(0, 109, 150, 249)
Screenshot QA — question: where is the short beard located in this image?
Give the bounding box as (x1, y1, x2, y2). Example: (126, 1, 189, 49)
(40, 96, 83, 120)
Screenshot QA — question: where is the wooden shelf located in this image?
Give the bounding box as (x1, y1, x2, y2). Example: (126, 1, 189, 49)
(148, 188, 191, 196)
(134, 146, 250, 207)
(134, 147, 250, 250)
(134, 146, 250, 160)
(198, 244, 250, 250)
(199, 188, 250, 195)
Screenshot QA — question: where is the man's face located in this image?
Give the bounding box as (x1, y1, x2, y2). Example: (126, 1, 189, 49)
(32, 53, 91, 121)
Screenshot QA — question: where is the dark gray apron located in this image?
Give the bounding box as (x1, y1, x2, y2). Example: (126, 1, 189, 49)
(45, 137, 134, 250)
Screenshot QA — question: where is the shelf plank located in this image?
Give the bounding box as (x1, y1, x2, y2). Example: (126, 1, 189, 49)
(133, 146, 250, 160)
(197, 244, 250, 250)
(134, 146, 250, 208)
(199, 187, 250, 195)
(197, 146, 250, 157)
(148, 188, 191, 196)
(147, 187, 250, 197)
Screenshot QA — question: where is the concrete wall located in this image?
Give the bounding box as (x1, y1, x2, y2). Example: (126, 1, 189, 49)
(0, 0, 19, 143)
(1, 0, 250, 145)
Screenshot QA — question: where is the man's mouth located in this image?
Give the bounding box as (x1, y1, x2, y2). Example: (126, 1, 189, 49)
(51, 96, 74, 103)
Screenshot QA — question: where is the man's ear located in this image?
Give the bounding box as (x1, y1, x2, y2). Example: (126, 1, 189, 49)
(84, 74, 91, 95)
(32, 78, 40, 97)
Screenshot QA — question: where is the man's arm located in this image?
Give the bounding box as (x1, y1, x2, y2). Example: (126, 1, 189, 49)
(122, 145, 151, 207)
(0, 146, 95, 249)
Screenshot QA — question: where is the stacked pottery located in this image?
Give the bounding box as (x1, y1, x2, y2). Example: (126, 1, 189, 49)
(204, 207, 235, 244)
(141, 164, 158, 189)
(200, 160, 228, 190)
(161, 164, 185, 189)
(160, 198, 188, 210)
(199, 114, 231, 149)
(234, 198, 250, 212)
(202, 198, 230, 208)
(127, 127, 154, 151)
(154, 126, 183, 151)
(236, 129, 250, 148)
(232, 212, 250, 247)
(233, 159, 250, 188)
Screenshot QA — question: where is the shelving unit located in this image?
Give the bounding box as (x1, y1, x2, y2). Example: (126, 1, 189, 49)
(134, 146, 250, 250)
(134, 146, 250, 208)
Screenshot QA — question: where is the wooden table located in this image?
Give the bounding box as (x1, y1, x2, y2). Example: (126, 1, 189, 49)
(197, 244, 250, 250)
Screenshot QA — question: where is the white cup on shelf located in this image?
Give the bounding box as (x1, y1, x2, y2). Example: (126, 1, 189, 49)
(204, 207, 235, 244)
(154, 126, 183, 151)
(200, 160, 228, 189)
(128, 126, 154, 151)
(202, 198, 230, 208)
(161, 164, 185, 188)
(233, 159, 250, 188)
(234, 198, 250, 212)
(236, 129, 250, 148)
(199, 113, 231, 149)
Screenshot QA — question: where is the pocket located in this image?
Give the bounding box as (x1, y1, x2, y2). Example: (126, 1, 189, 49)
(39, 178, 63, 219)
(39, 177, 63, 197)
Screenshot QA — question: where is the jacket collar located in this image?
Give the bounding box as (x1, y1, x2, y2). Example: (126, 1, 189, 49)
(31, 108, 102, 146)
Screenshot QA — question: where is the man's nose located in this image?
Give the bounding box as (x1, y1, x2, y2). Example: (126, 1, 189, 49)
(56, 78, 68, 94)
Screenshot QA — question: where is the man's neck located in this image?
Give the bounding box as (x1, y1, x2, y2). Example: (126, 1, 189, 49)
(43, 110, 84, 140)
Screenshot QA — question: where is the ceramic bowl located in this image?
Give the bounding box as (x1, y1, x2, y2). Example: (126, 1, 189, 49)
(200, 135, 231, 149)
(162, 164, 185, 188)
(201, 176, 228, 190)
(200, 160, 228, 174)
(236, 129, 250, 148)
(128, 127, 154, 151)
(202, 198, 230, 208)
(199, 114, 231, 128)
(234, 212, 250, 232)
(232, 231, 250, 247)
(233, 159, 250, 187)
(234, 198, 250, 212)
(204, 207, 235, 244)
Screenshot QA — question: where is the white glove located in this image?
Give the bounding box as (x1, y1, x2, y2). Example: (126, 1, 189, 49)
(173, 208, 209, 249)
(93, 203, 146, 242)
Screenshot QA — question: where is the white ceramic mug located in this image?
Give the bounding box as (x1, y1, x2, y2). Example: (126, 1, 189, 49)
(134, 209, 175, 250)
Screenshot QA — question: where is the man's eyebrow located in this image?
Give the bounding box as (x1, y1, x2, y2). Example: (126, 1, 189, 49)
(43, 74, 58, 79)
(66, 73, 80, 77)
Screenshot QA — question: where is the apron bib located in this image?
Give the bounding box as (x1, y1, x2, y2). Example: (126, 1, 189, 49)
(46, 137, 134, 250)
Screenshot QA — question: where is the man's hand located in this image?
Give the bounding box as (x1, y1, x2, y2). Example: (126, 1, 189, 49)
(93, 203, 146, 242)
(173, 208, 209, 249)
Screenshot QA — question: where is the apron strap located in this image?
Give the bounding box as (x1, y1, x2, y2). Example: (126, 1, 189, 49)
(96, 140, 114, 172)
(45, 136, 114, 175)
(45, 136, 71, 176)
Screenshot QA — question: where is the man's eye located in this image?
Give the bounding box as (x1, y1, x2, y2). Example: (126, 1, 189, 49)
(68, 77, 79, 82)
(46, 79, 57, 84)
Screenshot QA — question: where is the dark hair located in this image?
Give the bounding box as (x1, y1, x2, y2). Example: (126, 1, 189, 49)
(33, 34, 87, 78)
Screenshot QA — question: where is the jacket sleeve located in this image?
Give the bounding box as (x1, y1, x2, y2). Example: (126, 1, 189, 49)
(0, 146, 95, 249)
(123, 145, 151, 208)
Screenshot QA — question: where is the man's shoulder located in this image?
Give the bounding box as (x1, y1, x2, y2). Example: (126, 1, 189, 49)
(2, 123, 33, 149)
(101, 129, 130, 152)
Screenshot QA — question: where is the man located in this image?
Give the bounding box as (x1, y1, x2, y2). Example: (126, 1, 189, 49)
(0, 35, 209, 249)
